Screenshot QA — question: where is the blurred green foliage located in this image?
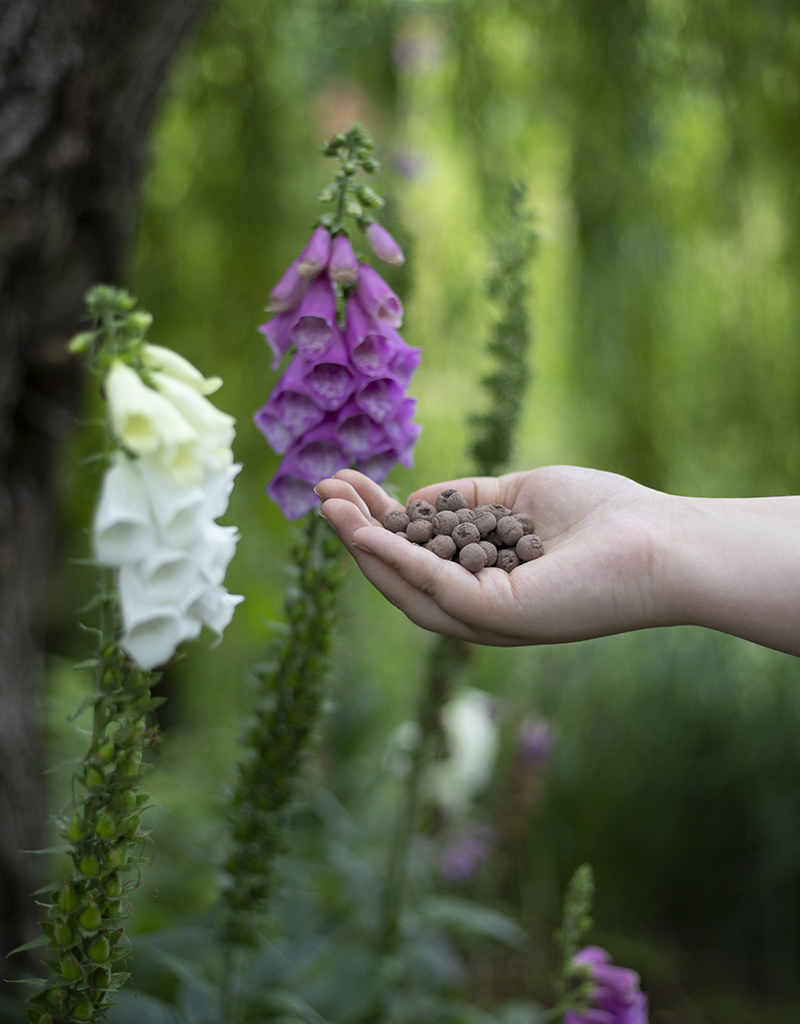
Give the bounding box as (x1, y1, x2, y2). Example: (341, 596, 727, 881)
(41, 0, 800, 1022)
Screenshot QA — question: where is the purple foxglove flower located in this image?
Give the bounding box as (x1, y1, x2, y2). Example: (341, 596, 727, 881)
(257, 311, 294, 369)
(365, 222, 405, 266)
(358, 448, 404, 482)
(439, 826, 493, 885)
(328, 232, 359, 283)
(297, 225, 331, 277)
(565, 947, 648, 1024)
(384, 412, 422, 468)
(268, 257, 310, 312)
(267, 453, 321, 520)
(286, 420, 351, 481)
(335, 401, 388, 461)
(290, 273, 338, 360)
(254, 361, 327, 453)
(355, 263, 403, 328)
(388, 336, 422, 388)
(517, 720, 556, 767)
(344, 295, 394, 377)
(302, 334, 358, 411)
(356, 374, 405, 423)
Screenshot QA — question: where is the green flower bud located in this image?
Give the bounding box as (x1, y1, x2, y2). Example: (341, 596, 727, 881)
(104, 874, 122, 898)
(57, 881, 80, 913)
(121, 789, 137, 811)
(79, 854, 101, 878)
(87, 936, 110, 963)
(119, 751, 142, 776)
(120, 813, 141, 837)
(46, 988, 62, 1006)
(355, 185, 384, 209)
(318, 184, 337, 203)
(53, 918, 75, 946)
(78, 900, 103, 931)
(68, 331, 96, 355)
(107, 844, 129, 869)
(93, 965, 112, 989)
(125, 310, 153, 333)
(345, 201, 363, 218)
(97, 739, 115, 762)
(67, 814, 86, 843)
(95, 810, 117, 839)
(73, 998, 94, 1021)
(60, 955, 83, 981)
(342, 161, 356, 176)
(36, 1012, 52, 1024)
(362, 158, 380, 174)
(85, 766, 105, 788)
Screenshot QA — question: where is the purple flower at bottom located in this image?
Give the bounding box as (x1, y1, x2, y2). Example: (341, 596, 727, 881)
(565, 947, 648, 1024)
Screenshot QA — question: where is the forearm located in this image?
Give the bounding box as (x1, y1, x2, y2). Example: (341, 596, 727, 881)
(661, 494, 800, 656)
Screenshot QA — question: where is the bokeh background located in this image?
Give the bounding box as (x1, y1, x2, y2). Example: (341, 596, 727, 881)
(41, 1, 800, 1022)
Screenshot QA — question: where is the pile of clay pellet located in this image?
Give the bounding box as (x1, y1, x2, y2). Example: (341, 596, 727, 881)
(382, 488, 544, 573)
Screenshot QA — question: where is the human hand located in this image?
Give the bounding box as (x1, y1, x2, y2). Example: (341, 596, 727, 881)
(316, 467, 680, 646)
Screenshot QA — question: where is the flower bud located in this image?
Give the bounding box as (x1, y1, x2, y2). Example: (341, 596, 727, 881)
(84, 766, 104, 789)
(78, 900, 103, 931)
(54, 918, 76, 946)
(97, 739, 115, 762)
(73, 1000, 94, 1022)
(268, 257, 310, 312)
(318, 183, 337, 203)
(297, 225, 331, 277)
(365, 222, 405, 266)
(356, 185, 385, 209)
(78, 855, 101, 879)
(362, 158, 380, 174)
(328, 233, 359, 283)
(354, 264, 403, 327)
(346, 200, 363, 217)
(87, 935, 110, 963)
(342, 161, 356, 176)
(95, 810, 118, 839)
(93, 965, 112, 989)
(67, 814, 86, 843)
(57, 881, 80, 913)
(107, 844, 129, 868)
(103, 874, 122, 898)
(60, 955, 83, 981)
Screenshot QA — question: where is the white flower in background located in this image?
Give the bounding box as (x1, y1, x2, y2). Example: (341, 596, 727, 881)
(424, 688, 499, 817)
(94, 354, 243, 669)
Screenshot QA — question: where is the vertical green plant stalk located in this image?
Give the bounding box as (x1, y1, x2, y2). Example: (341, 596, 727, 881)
(23, 289, 166, 1024)
(549, 864, 595, 1023)
(218, 512, 344, 941)
(375, 182, 538, 953)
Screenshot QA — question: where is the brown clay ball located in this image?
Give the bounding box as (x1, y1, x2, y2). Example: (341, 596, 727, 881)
(495, 548, 521, 573)
(436, 488, 469, 512)
(395, 531, 408, 541)
(516, 533, 544, 562)
(432, 510, 459, 536)
(456, 507, 476, 524)
(473, 511, 497, 538)
(514, 512, 535, 535)
(384, 510, 410, 533)
(486, 530, 504, 548)
(496, 515, 524, 547)
(426, 534, 457, 560)
(407, 518, 434, 544)
(487, 503, 512, 519)
(459, 542, 487, 572)
(452, 522, 481, 549)
(407, 499, 436, 521)
(479, 540, 498, 567)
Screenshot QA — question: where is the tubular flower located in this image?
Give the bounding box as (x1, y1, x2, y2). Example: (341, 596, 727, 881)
(97, 358, 243, 668)
(565, 947, 649, 1024)
(365, 221, 405, 266)
(255, 225, 421, 520)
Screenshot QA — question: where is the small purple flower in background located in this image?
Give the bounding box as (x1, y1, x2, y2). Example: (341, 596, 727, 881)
(254, 125, 421, 520)
(565, 947, 649, 1024)
(517, 719, 556, 768)
(439, 825, 494, 885)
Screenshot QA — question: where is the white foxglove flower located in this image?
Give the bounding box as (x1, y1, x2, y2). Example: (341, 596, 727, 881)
(93, 454, 156, 565)
(138, 457, 209, 547)
(118, 567, 202, 668)
(424, 688, 499, 817)
(201, 462, 242, 520)
(187, 585, 244, 638)
(105, 361, 203, 484)
(141, 343, 223, 395)
(150, 372, 235, 473)
(192, 522, 240, 586)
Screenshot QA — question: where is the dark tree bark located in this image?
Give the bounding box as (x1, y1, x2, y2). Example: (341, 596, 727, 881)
(0, 0, 213, 970)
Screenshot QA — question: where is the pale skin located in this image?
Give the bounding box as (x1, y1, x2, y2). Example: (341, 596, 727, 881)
(316, 467, 800, 658)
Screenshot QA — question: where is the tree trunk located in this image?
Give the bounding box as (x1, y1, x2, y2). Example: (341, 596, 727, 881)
(0, 0, 213, 970)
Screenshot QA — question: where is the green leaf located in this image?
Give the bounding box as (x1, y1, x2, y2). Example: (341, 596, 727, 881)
(418, 896, 528, 947)
(7, 934, 49, 957)
(69, 693, 102, 721)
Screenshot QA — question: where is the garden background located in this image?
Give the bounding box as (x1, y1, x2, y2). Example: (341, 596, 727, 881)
(14, 0, 800, 1022)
